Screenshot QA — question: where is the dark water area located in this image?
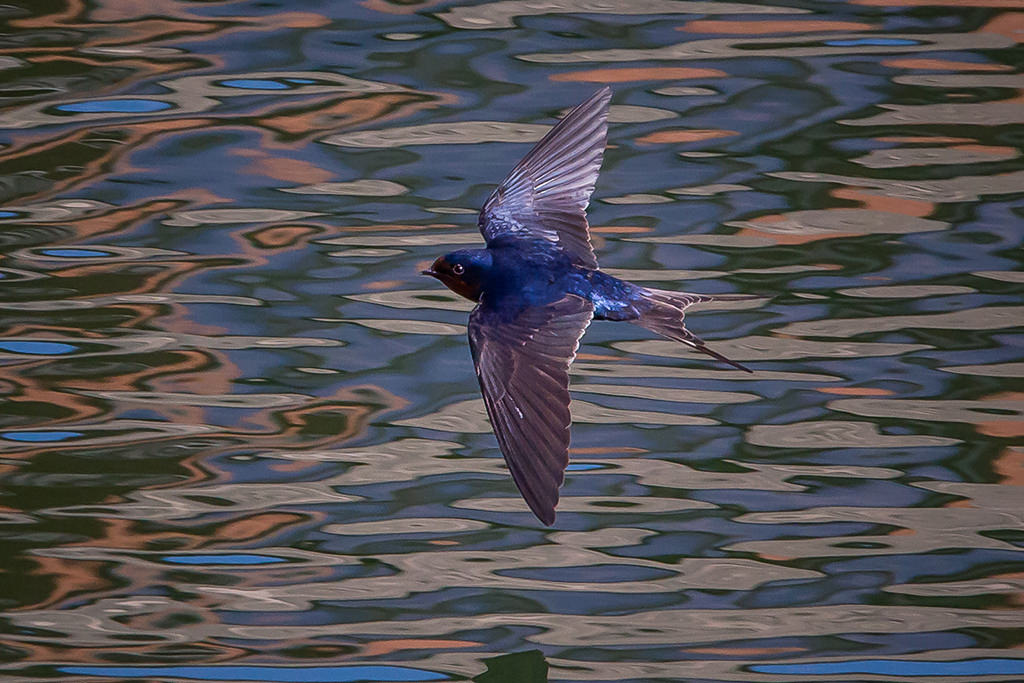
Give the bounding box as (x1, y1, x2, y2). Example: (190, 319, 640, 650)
(1, 1, 1022, 681)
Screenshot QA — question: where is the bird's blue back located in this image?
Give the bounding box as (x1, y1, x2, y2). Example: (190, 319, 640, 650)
(455, 237, 646, 322)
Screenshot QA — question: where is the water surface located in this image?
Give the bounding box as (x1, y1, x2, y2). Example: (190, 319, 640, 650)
(0, 1, 1022, 681)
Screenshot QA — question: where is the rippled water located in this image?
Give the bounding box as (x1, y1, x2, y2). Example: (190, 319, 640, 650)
(1, 2, 1022, 682)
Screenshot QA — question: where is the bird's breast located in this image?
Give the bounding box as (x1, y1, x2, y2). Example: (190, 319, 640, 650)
(445, 277, 483, 302)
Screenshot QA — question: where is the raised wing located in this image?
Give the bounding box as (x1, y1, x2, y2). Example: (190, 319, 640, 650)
(468, 294, 594, 525)
(478, 87, 612, 269)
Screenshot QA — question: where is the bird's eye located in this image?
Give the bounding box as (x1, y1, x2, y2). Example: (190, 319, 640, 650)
(452, 263, 465, 275)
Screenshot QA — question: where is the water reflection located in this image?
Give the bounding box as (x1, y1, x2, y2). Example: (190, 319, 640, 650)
(0, 1, 1021, 682)
(518, 30, 1013, 63)
(0, 70, 411, 129)
(746, 420, 961, 448)
(437, 1, 806, 31)
(771, 169, 1024, 203)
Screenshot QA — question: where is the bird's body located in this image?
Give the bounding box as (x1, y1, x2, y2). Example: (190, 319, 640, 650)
(439, 240, 646, 322)
(424, 87, 753, 525)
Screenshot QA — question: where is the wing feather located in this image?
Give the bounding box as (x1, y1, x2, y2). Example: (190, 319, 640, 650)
(478, 88, 612, 268)
(468, 295, 594, 525)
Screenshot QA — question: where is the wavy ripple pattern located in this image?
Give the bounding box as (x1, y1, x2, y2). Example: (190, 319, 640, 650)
(0, 2, 1020, 683)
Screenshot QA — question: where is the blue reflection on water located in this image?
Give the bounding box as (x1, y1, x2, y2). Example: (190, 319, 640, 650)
(0, 341, 78, 355)
(55, 99, 173, 113)
(39, 248, 113, 258)
(162, 554, 288, 565)
(220, 79, 291, 89)
(824, 38, 920, 46)
(751, 658, 1024, 676)
(2, 431, 82, 442)
(566, 463, 606, 471)
(59, 665, 450, 682)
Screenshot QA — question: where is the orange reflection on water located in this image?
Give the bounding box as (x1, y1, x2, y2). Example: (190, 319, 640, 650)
(979, 11, 1024, 42)
(61, 200, 184, 240)
(94, 512, 308, 554)
(876, 135, 976, 143)
(85, 0, 233, 23)
(235, 151, 336, 184)
(0, 368, 107, 426)
(212, 512, 311, 545)
(360, 0, 449, 14)
(245, 225, 325, 249)
(634, 129, 738, 145)
(17, 512, 343, 632)
(994, 447, 1024, 485)
(21, 554, 111, 610)
(883, 58, 1014, 71)
(258, 93, 433, 139)
(361, 639, 480, 657)
(82, 0, 330, 29)
(685, 646, 806, 655)
(2, 120, 222, 212)
(831, 187, 935, 219)
(952, 143, 1020, 157)
(976, 392, 1024, 438)
(362, 280, 406, 291)
(9, 0, 224, 43)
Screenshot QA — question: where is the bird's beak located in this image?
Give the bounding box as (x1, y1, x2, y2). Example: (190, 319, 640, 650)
(422, 268, 439, 278)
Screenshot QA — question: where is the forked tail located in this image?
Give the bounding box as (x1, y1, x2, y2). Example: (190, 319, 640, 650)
(633, 288, 755, 373)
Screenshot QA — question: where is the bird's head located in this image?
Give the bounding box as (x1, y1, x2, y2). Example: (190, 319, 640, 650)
(422, 249, 491, 302)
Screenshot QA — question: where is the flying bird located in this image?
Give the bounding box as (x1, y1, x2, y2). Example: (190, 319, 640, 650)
(423, 87, 752, 525)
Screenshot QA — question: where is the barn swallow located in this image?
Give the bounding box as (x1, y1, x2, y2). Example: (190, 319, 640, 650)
(423, 87, 753, 525)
